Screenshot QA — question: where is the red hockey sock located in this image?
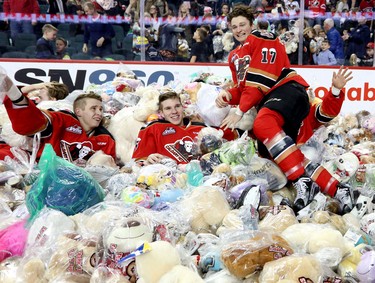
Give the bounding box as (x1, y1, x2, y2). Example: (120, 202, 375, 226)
(305, 162, 339, 197)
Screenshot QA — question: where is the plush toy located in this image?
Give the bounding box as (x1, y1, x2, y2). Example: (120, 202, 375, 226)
(221, 232, 294, 278)
(136, 241, 181, 283)
(0, 219, 28, 262)
(102, 216, 154, 282)
(43, 233, 98, 282)
(107, 86, 161, 163)
(136, 164, 176, 191)
(158, 265, 204, 283)
(325, 151, 360, 183)
(216, 209, 243, 236)
(258, 254, 324, 282)
(363, 115, 375, 134)
(0, 256, 22, 283)
(356, 250, 375, 282)
(106, 108, 141, 163)
(27, 207, 77, 250)
(337, 243, 371, 280)
(70, 201, 127, 237)
(180, 186, 231, 234)
(258, 205, 298, 234)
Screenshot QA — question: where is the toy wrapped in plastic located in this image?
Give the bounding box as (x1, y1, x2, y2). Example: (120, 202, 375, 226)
(258, 254, 324, 282)
(220, 230, 294, 278)
(179, 186, 231, 234)
(26, 207, 76, 253)
(227, 179, 269, 209)
(299, 126, 327, 164)
(105, 172, 137, 199)
(99, 212, 156, 282)
(136, 164, 177, 191)
(186, 160, 204, 187)
(41, 232, 99, 282)
(0, 219, 28, 262)
(194, 83, 231, 127)
(247, 155, 287, 191)
(195, 127, 224, 155)
(26, 144, 105, 220)
(216, 132, 255, 166)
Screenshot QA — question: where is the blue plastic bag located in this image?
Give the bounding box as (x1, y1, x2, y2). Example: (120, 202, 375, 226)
(26, 144, 105, 220)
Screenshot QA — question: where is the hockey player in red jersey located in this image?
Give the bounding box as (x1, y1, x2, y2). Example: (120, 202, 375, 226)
(133, 91, 239, 165)
(216, 5, 355, 214)
(297, 66, 353, 145)
(0, 72, 116, 166)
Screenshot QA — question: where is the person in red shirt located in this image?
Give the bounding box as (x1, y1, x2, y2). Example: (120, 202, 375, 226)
(215, 5, 354, 214)
(0, 72, 116, 167)
(359, 0, 374, 12)
(132, 91, 239, 165)
(2, 0, 40, 39)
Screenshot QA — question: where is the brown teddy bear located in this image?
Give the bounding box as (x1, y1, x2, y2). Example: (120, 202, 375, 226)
(221, 232, 294, 278)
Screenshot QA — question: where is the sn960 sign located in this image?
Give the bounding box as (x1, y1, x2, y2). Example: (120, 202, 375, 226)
(13, 68, 175, 92)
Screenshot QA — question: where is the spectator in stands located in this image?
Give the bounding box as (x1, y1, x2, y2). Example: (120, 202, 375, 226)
(201, 24, 215, 62)
(125, 0, 140, 21)
(55, 36, 71, 59)
(220, 3, 231, 16)
(336, 0, 350, 12)
(307, 0, 326, 27)
(177, 1, 193, 46)
(158, 23, 184, 61)
(303, 27, 318, 64)
(66, 0, 85, 15)
(3, 0, 40, 39)
(358, 41, 374, 66)
(36, 24, 58, 59)
(155, 0, 169, 17)
(47, 0, 68, 14)
(342, 16, 371, 63)
(359, 0, 374, 12)
(190, 27, 209, 63)
(82, 2, 115, 58)
(323, 18, 345, 65)
(313, 39, 338, 65)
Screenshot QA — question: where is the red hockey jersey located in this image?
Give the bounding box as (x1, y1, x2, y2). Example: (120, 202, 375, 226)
(297, 89, 345, 144)
(132, 118, 239, 164)
(227, 30, 291, 113)
(4, 98, 116, 166)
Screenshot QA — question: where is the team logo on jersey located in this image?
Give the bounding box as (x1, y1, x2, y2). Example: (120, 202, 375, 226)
(66, 124, 83, 134)
(134, 137, 141, 151)
(165, 136, 195, 163)
(162, 127, 176, 136)
(234, 55, 251, 82)
(60, 140, 95, 166)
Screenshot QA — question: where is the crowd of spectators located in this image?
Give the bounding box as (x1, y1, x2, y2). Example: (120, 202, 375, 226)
(0, 0, 373, 65)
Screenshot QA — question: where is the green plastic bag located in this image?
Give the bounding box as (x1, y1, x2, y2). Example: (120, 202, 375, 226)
(26, 144, 105, 221)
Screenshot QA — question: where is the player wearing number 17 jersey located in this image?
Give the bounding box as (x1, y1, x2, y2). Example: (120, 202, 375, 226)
(216, 6, 355, 215)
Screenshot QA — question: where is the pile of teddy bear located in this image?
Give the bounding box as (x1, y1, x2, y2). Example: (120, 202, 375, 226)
(0, 68, 374, 283)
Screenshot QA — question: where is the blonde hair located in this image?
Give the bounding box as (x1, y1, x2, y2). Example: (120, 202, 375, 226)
(73, 92, 102, 110)
(42, 24, 58, 34)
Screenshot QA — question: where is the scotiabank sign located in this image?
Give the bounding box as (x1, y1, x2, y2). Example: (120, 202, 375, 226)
(0, 60, 373, 114)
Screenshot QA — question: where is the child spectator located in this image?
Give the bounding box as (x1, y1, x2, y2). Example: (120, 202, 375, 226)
(55, 37, 71, 59)
(313, 39, 338, 65)
(36, 24, 58, 59)
(190, 27, 209, 63)
(358, 42, 374, 66)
